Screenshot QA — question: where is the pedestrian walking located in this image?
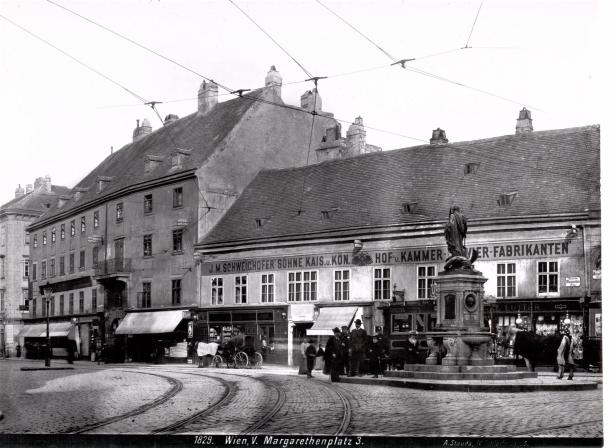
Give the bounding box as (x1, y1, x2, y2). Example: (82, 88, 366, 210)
(315, 343, 325, 370)
(305, 339, 317, 378)
(557, 328, 576, 380)
(340, 326, 350, 375)
(298, 337, 309, 375)
(349, 319, 368, 376)
(325, 327, 344, 382)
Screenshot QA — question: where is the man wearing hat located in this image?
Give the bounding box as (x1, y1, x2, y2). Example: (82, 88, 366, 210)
(325, 327, 344, 382)
(349, 319, 368, 376)
(405, 330, 420, 365)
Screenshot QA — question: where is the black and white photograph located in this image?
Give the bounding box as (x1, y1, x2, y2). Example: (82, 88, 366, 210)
(0, 1, 609, 447)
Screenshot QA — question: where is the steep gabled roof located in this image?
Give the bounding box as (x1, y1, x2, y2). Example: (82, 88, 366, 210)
(33, 89, 267, 224)
(0, 185, 71, 216)
(200, 125, 600, 246)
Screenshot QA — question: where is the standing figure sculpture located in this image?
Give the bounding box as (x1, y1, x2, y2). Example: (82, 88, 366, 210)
(444, 206, 477, 270)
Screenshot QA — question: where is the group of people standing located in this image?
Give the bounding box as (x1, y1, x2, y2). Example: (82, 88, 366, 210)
(302, 319, 391, 382)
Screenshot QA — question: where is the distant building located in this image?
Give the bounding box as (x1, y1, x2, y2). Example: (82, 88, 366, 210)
(0, 177, 69, 356)
(195, 115, 601, 367)
(25, 67, 380, 362)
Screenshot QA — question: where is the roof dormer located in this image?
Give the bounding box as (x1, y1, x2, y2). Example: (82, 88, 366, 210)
(97, 176, 113, 193)
(171, 148, 192, 171)
(145, 155, 164, 174)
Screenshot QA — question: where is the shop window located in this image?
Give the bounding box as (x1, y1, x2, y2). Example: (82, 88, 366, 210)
(116, 203, 124, 222)
(79, 291, 84, 313)
(374, 268, 391, 300)
(143, 234, 153, 257)
(173, 187, 183, 208)
(144, 194, 153, 214)
(91, 289, 97, 311)
(418, 265, 436, 299)
(261, 274, 274, 303)
(172, 229, 183, 253)
(51, 228, 56, 243)
(538, 261, 559, 294)
(391, 313, 428, 333)
(93, 211, 99, 229)
(172, 279, 182, 305)
(141, 282, 151, 308)
(211, 277, 223, 305)
(60, 224, 65, 240)
(59, 295, 64, 315)
(497, 263, 517, 297)
(288, 271, 317, 302)
(235, 275, 247, 304)
(334, 269, 350, 301)
(59, 256, 65, 276)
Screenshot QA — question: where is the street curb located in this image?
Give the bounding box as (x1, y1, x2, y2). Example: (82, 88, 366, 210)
(338, 376, 599, 392)
(20, 367, 75, 371)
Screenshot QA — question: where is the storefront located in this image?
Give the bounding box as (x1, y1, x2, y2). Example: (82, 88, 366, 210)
(114, 308, 192, 363)
(17, 320, 80, 359)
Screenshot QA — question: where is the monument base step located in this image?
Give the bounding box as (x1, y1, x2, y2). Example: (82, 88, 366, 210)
(386, 370, 537, 380)
(403, 364, 517, 373)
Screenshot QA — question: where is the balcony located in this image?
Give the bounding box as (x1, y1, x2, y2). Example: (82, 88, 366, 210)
(94, 259, 132, 278)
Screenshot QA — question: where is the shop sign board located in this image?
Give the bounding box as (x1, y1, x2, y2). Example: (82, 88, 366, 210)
(554, 304, 567, 310)
(203, 239, 579, 275)
(565, 277, 581, 287)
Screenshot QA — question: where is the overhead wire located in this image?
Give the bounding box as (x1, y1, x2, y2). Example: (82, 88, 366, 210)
(464, 0, 485, 49)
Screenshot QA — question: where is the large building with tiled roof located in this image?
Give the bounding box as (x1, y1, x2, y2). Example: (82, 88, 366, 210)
(0, 177, 70, 356)
(24, 67, 382, 362)
(195, 114, 601, 368)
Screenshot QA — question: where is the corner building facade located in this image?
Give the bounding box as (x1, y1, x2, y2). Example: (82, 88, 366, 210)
(196, 119, 601, 367)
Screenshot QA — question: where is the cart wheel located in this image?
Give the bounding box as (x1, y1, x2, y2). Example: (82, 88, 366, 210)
(234, 351, 249, 368)
(253, 352, 263, 369)
(212, 355, 223, 368)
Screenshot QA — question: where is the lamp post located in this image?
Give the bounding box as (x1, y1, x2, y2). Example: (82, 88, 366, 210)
(42, 284, 53, 367)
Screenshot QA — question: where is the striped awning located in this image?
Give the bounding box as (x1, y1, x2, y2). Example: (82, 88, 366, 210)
(114, 310, 185, 335)
(307, 306, 357, 336)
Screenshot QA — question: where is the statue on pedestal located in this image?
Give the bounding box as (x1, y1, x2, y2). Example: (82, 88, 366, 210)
(444, 206, 478, 271)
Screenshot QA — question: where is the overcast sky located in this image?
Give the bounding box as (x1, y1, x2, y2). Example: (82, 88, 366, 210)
(0, 0, 609, 206)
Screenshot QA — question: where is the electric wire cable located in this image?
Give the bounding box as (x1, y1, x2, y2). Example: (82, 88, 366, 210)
(464, 0, 485, 49)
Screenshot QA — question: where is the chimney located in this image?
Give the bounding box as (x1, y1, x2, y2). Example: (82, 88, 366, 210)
(133, 118, 152, 141)
(430, 128, 449, 145)
(300, 88, 322, 113)
(33, 176, 51, 193)
(516, 107, 533, 134)
(25, 184, 33, 194)
(164, 114, 179, 125)
(197, 81, 218, 115)
(14, 184, 25, 198)
(265, 65, 282, 98)
(346, 116, 367, 155)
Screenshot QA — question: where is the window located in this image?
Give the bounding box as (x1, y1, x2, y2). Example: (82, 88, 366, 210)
(69, 253, 75, 273)
(81, 216, 86, 233)
(32, 298, 37, 318)
(59, 256, 65, 276)
(334, 269, 350, 301)
(173, 187, 183, 208)
(211, 277, 223, 305)
(41, 260, 47, 279)
(235, 275, 247, 304)
(0, 291, 4, 311)
(91, 288, 97, 311)
(261, 274, 274, 303)
(374, 268, 391, 300)
(69, 293, 74, 314)
(141, 282, 151, 308)
(42, 231, 47, 245)
(92, 247, 99, 267)
(93, 211, 99, 229)
(538, 261, 559, 294)
(25, 231, 30, 245)
(51, 228, 56, 243)
(33, 234, 38, 248)
(172, 229, 183, 252)
(172, 279, 182, 305)
(50, 296, 55, 316)
(50, 258, 55, 277)
(61, 224, 65, 240)
(70, 220, 75, 237)
(32, 263, 37, 281)
(116, 203, 124, 222)
(143, 234, 152, 257)
(144, 194, 153, 214)
(23, 260, 29, 278)
(42, 297, 47, 316)
(497, 263, 517, 297)
(79, 291, 84, 313)
(59, 295, 64, 315)
(79, 250, 85, 270)
(418, 265, 436, 299)
(288, 271, 317, 302)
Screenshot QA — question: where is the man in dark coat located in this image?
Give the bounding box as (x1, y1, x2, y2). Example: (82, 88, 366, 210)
(340, 326, 350, 375)
(404, 330, 420, 365)
(305, 339, 317, 378)
(349, 319, 368, 376)
(368, 327, 390, 377)
(325, 328, 344, 382)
